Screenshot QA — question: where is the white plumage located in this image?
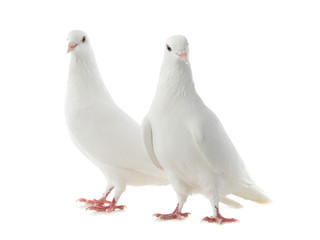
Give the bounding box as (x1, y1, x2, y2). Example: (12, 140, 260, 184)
(65, 30, 168, 212)
(142, 35, 271, 223)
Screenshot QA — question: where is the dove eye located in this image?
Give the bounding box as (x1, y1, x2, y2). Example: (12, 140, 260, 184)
(82, 36, 86, 43)
(166, 44, 172, 52)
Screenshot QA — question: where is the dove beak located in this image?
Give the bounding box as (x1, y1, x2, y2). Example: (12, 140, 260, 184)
(67, 43, 78, 53)
(177, 50, 188, 64)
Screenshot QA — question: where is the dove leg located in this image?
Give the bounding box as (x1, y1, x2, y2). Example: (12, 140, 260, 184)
(86, 184, 126, 212)
(153, 177, 190, 220)
(100, 183, 115, 200)
(202, 206, 238, 224)
(202, 187, 238, 224)
(77, 183, 114, 205)
(153, 203, 190, 220)
(106, 185, 127, 212)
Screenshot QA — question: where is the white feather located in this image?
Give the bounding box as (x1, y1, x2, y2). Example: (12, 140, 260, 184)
(65, 30, 168, 203)
(142, 35, 270, 220)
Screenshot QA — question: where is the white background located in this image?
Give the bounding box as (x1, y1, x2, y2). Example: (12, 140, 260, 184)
(0, 0, 319, 239)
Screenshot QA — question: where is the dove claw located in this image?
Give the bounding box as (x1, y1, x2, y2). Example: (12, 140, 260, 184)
(201, 216, 238, 224)
(105, 199, 126, 213)
(201, 207, 239, 224)
(77, 187, 114, 206)
(76, 187, 125, 213)
(153, 204, 190, 220)
(86, 203, 107, 212)
(84, 199, 126, 213)
(77, 198, 111, 205)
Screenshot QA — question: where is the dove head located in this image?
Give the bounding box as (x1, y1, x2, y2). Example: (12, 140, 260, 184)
(67, 30, 90, 55)
(164, 35, 189, 64)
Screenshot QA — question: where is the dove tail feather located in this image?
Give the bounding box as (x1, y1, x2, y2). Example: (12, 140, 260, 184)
(220, 196, 243, 208)
(234, 184, 272, 204)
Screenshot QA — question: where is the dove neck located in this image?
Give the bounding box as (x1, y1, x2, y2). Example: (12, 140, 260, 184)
(67, 49, 112, 101)
(157, 59, 199, 101)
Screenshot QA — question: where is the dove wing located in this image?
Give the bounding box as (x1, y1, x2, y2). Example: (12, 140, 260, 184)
(141, 117, 164, 170)
(190, 110, 245, 178)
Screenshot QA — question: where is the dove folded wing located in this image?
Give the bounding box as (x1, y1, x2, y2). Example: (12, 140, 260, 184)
(190, 110, 245, 179)
(141, 117, 164, 170)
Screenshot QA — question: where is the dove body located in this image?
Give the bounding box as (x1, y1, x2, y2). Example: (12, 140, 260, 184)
(143, 35, 270, 223)
(65, 30, 167, 212)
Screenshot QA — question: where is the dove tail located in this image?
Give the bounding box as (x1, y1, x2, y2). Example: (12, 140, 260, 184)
(234, 184, 272, 204)
(220, 196, 243, 208)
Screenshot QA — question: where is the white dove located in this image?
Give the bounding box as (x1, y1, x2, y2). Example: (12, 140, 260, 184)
(65, 30, 168, 212)
(142, 35, 271, 223)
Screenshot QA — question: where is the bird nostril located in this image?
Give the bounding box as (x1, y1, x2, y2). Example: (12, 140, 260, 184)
(177, 49, 186, 55)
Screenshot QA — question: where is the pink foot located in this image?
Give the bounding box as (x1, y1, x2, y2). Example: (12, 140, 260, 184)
(202, 207, 238, 224)
(86, 199, 126, 213)
(153, 204, 190, 220)
(77, 198, 111, 205)
(76, 187, 114, 205)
